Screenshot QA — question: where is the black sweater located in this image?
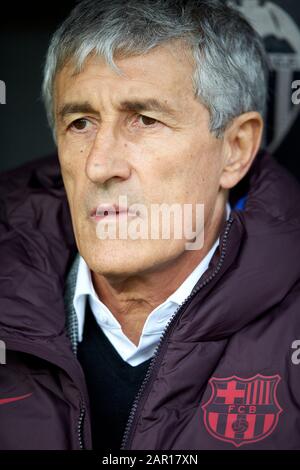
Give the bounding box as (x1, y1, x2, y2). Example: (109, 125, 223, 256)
(77, 300, 152, 450)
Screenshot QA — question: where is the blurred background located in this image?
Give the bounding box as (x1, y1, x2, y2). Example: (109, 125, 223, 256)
(0, 0, 300, 180)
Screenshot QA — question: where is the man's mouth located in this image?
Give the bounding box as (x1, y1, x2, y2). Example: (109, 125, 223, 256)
(90, 204, 136, 221)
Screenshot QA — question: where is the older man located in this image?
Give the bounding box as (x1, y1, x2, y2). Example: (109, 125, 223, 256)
(0, 0, 300, 451)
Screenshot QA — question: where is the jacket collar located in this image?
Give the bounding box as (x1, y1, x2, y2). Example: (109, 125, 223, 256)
(173, 150, 300, 341)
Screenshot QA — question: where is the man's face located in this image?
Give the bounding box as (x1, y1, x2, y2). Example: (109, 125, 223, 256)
(54, 41, 226, 278)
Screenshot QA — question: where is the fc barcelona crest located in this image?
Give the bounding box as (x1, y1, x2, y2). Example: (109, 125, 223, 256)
(202, 374, 282, 447)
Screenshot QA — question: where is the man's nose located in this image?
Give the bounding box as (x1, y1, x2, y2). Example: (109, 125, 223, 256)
(85, 124, 131, 185)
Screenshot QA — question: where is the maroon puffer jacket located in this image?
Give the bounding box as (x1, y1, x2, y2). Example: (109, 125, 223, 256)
(0, 150, 300, 450)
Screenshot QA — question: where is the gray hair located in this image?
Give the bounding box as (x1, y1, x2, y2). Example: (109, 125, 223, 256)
(42, 0, 269, 138)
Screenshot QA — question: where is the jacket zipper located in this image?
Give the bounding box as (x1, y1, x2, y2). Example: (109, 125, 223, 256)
(121, 215, 234, 449)
(78, 404, 86, 450)
(67, 301, 88, 450)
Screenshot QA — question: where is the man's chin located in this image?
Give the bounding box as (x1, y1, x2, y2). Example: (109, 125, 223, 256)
(79, 243, 151, 279)
(78, 236, 187, 280)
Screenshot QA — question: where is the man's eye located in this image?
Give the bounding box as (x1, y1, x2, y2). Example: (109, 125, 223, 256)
(69, 118, 89, 131)
(137, 115, 158, 126)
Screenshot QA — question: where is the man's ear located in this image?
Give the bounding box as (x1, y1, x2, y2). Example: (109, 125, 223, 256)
(219, 112, 264, 189)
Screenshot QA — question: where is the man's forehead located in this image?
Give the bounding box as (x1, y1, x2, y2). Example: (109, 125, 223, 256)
(57, 97, 180, 121)
(55, 47, 198, 119)
(56, 40, 195, 95)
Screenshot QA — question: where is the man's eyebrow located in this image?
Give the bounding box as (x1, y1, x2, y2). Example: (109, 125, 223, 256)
(118, 99, 178, 117)
(58, 102, 99, 119)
